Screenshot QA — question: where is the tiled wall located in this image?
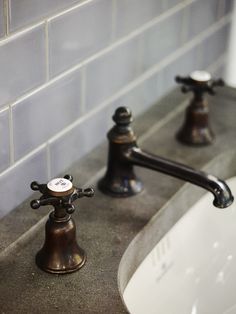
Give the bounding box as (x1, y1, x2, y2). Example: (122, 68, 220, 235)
(0, 0, 233, 218)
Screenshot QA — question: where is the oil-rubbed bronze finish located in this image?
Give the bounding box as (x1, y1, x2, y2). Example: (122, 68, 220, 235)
(98, 107, 233, 208)
(30, 175, 94, 274)
(99, 107, 143, 197)
(175, 71, 224, 145)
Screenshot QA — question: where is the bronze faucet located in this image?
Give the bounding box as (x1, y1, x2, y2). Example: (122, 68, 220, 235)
(98, 107, 233, 208)
(30, 175, 94, 274)
(175, 71, 224, 145)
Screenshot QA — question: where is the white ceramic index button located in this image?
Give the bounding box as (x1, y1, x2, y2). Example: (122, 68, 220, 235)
(190, 70, 211, 82)
(47, 178, 73, 193)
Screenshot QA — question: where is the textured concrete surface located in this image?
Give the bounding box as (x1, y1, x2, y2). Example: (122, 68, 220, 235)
(0, 87, 236, 313)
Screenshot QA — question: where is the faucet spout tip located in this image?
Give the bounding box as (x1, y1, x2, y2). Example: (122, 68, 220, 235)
(212, 181, 234, 208)
(213, 195, 234, 208)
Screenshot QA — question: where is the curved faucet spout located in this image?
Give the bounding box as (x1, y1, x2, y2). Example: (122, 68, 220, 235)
(126, 147, 233, 208)
(98, 106, 234, 208)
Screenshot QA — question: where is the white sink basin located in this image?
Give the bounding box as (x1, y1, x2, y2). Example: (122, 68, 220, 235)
(123, 176, 236, 314)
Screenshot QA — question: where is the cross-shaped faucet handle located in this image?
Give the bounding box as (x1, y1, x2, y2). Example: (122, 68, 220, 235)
(30, 175, 94, 215)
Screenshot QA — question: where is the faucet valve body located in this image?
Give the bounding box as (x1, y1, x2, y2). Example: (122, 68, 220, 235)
(30, 175, 94, 274)
(175, 71, 224, 146)
(98, 107, 143, 197)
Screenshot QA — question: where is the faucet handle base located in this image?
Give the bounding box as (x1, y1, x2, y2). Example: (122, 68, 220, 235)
(176, 100, 214, 146)
(98, 175, 143, 197)
(36, 248, 86, 274)
(36, 213, 86, 274)
(176, 124, 214, 146)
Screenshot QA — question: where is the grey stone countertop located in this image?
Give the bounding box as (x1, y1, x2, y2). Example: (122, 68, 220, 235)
(0, 87, 236, 313)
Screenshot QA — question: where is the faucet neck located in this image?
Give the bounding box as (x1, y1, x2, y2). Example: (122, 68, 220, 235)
(98, 107, 143, 197)
(107, 122, 136, 144)
(98, 139, 143, 197)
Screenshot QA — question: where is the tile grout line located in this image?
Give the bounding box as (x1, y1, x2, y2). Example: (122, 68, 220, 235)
(6, 0, 9, 35)
(47, 0, 97, 22)
(29, 14, 232, 147)
(111, 0, 117, 41)
(2, 0, 95, 38)
(7, 12, 231, 109)
(45, 20, 50, 82)
(181, 1, 189, 44)
(9, 2, 188, 103)
(3, 0, 9, 36)
(81, 66, 87, 114)
(0, 0, 189, 100)
(2, 0, 193, 40)
(0, 21, 45, 45)
(0, 143, 47, 179)
(2, 15, 231, 170)
(8, 105, 14, 165)
(46, 143, 51, 181)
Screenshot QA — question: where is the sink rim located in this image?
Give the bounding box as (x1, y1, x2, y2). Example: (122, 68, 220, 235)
(123, 175, 236, 314)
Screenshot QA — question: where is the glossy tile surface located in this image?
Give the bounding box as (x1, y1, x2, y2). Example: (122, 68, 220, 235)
(114, 0, 164, 38)
(200, 23, 230, 70)
(162, 45, 201, 95)
(223, 0, 234, 15)
(0, 108, 10, 172)
(0, 147, 47, 218)
(163, 0, 183, 10)
(112, 72, 161, 117)
(0, 0, 4, 37)
(9, 0, 82, 31)
(0, 24, 46, 108)
(49, 0, 113, 77)
(49, 108, 109, 176)
(85, 37, 141, 110)
(141, 9, 184, 72)
(12, 69, 82, 160)
(186, 0, 220, 40)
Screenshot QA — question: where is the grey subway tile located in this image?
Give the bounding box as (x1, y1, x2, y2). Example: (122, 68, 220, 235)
(223, 0, 234, 15)
(12, 69, 82, 161)
(49, 108, 111, 176)
(0, 108, 10, 172)
(114, 0, 164, 38)
(0, 146, 47, 219)
(141, 9, 184, 72)
(0, 0, 4, 38)
(199, 23, 230, 70)
(85, 37, 141, 111)
(49, 0, 113, 77)
(162, 45, 202, 96)
(163, 0, 183, 11)
(186, 0, 221, 40)
(9, 0, 82, 32)
(112, 72, 161, 117)
(211, 62, 226, 77)
(0, 24, 46, 108)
